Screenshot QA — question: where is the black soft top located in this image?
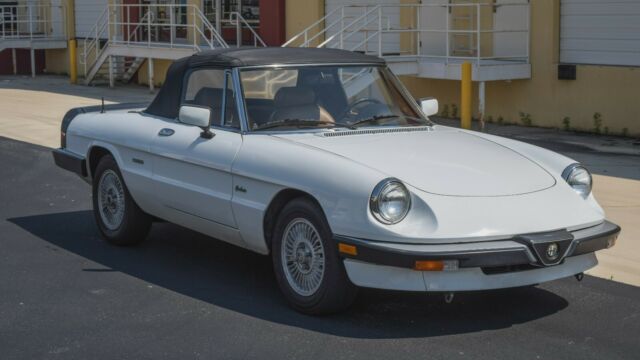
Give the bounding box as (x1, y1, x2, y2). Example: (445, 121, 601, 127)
(145, 47, 385, 119)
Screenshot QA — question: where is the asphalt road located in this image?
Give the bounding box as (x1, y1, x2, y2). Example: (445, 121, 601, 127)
(1, 136, 640, 360)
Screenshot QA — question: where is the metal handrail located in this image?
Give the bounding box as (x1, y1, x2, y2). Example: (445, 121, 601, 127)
(320, 6, 384, 49)
(319, 6, 379, 48)
(0, 4, 66, 40)
(128, 10, 154, 43)
(81, 4, 229, 79)
(81, 7, 108, 58)
(81, 7, 109, 77)
(284, 2, 530, 65)
(198, 7, 228, 48)
(282, 5, 345, 47)
(228, 12, 266, 47)
(108, 4, 227, 49)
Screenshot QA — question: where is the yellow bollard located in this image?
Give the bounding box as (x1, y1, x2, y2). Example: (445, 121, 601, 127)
(461, 62, 472, 130)
(69, 39, 78, 85)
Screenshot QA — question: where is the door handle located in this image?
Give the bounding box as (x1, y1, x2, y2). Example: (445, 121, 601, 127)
(158, 128, 175, 137)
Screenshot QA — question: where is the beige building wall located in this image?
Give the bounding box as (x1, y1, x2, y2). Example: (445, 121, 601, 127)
(283, 0, 640, 136)
(39, 0, 640, 136)
(285, 0, 325, 46)
(44, 0, 74, 75)
(45, 49, 70, 75)
(137, 59, 173, 87)
(401, 0, 640, 137)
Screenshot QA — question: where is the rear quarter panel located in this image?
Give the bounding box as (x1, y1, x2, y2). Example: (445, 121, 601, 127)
(66, 111, 167, 215)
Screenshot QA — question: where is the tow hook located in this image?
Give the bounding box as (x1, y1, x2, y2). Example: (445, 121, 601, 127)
(575, 272, 584, 282)
(444, 292, 455, 304)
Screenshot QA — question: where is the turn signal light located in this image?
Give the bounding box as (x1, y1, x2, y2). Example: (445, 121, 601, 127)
(414, 260, 459, 271)
(414, 260, 444, 271)
(338, 243, 358, 256)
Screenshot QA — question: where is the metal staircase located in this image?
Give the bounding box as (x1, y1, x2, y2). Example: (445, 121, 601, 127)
(81, 4, 265, 87)
(86, 57, 146, 85)
(283, 2, 532, 82)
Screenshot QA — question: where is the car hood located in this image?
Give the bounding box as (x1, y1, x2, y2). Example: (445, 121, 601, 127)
(275, 127, 557, 197)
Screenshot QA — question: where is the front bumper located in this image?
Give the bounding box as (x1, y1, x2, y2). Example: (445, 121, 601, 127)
(336, 221, 620, 292)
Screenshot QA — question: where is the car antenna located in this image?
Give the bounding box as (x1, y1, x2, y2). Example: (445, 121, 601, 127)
(100, 97, 105, 113)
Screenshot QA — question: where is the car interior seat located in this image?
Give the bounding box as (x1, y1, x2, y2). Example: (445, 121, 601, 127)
(192, 87, 238, 128)
(269, 87, 335, 124)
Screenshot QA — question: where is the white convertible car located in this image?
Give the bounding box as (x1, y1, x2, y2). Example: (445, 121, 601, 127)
(53, 48, 620, 314)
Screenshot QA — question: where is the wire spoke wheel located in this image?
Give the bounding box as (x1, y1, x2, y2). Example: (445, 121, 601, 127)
(280, 218, 325, 297)
(97, 169, 125, 231)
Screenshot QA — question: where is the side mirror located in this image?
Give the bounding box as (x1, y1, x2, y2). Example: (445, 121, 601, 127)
(419, 98, 439, 117)
(178, 105, 214, 139)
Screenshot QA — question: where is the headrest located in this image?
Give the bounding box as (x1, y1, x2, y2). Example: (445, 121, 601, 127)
(274, 87, 316, 108)
(193, 87, 233, 109)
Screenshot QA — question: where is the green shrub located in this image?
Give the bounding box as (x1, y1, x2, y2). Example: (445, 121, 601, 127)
(451, 104, 459, 119)
(562, 117, 571, 131)
(593, 113, 603, 134)
(440, 104, 450, 118)
(519, 112, 532, 126)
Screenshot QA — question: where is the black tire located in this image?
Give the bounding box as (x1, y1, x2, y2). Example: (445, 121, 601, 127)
(92, 154, 151, 246)
(272, 197, 357, 315)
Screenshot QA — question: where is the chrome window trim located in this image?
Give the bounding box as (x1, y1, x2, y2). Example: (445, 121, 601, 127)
(384, 68, 434, 125)
(232, 68, 250, 133)
(236, 62, 384, 71)
(179, 66, 244, 132)
(237, 64, 432, 134)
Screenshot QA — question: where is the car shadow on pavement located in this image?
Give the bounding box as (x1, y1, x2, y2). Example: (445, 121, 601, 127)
(9, 210, 569, 340)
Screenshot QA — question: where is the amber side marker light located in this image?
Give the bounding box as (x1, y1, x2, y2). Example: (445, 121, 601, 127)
(415, 260, 444, 271)
(338, 243, 358, 256)
(415, 260, 459, 271)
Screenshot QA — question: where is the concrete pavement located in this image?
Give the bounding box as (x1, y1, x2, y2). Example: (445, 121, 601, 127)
(0, 76, 154, 148)
(1, 75, 638, 287)
(2, 136, 640, 359)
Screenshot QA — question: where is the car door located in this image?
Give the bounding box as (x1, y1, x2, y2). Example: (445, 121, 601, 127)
(151, 68, 243, 234)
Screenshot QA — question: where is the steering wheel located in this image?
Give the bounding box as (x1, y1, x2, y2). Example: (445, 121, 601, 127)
(339, 98, 382, 121)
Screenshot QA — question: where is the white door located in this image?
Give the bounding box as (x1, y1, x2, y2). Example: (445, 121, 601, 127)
(49, 0, 64, 38)
(151, 124, 242, 227)
(493, 0, 528, 60)
(420, 0, 479, 58)
(151, 69, 244, 242)
(325, 0, 401, 55)
(420, 0, 449, 58)
(75, 0, 108, 39)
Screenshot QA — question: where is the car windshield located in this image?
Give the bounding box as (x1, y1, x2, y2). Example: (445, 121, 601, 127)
(239, 66, 431, 131)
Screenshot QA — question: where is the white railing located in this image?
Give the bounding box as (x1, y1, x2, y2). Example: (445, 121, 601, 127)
(227, 12, 266, 47)
(284, 2, 530, 66)
(81, 4, 229, 78)
(81, 7, 109, 77)
(110, 4, 227, 50)
(127, 9, 155, 43)
(0, 4, 66, 41)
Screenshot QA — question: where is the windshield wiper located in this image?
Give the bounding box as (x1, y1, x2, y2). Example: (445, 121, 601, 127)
(254, 119, 356, 131)
(350, 114, 431, 128)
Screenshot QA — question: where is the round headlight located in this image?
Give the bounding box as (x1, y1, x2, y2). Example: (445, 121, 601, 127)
(562, 164, 592, 199)
(370, 178, 411, 224)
